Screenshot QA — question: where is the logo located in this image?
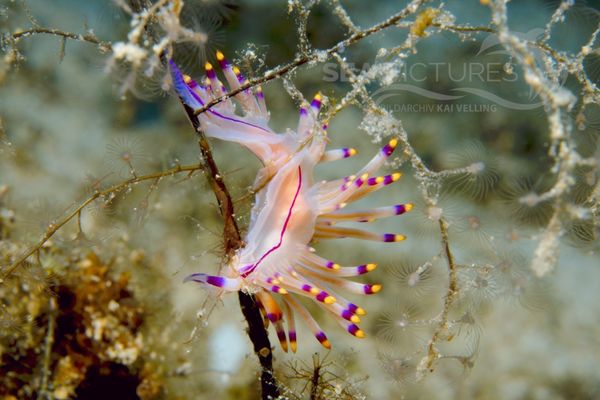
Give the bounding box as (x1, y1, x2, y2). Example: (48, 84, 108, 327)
(323, 29, 569, 113)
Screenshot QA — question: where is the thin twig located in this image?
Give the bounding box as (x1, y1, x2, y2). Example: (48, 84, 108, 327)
(37, 296, 57, 400)
(11, 28, 112, 52)
(310, 355, 322, 400)
(1, 163, 202, 281)
(431, 23, 494, 33)
(424, 218, 458, 371)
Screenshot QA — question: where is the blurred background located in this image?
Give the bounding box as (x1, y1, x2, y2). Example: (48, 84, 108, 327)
(1, 0, 600, 399)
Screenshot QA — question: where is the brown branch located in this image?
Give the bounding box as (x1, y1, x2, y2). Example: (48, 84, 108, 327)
(37, 296, 57, 400)
(11, 28, 112, 52)
(431, 22, 572, 65)
(182, 104, 281, 398)
(424, 217, 458, 372)
(179, 103, 280, 399)
(0, 163, 202, 281)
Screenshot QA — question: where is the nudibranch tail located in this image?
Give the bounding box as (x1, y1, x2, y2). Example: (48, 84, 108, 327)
(173, 52, 411, 351)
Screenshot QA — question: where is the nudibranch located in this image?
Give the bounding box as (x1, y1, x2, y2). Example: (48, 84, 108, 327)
(169, 51, 412, 351)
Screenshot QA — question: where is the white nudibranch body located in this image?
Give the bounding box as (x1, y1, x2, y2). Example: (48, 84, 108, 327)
(170, 52, 412, 351)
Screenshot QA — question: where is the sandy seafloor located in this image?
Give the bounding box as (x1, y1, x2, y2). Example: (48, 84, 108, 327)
(1, 1, 600, 399)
